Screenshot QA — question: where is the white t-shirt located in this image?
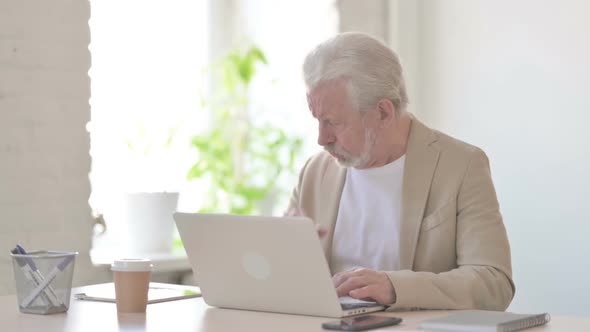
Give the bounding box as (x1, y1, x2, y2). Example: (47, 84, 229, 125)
(330, 155, 406, 274)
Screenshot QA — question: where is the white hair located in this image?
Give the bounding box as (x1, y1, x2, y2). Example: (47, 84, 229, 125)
(303, 32, 409, 113)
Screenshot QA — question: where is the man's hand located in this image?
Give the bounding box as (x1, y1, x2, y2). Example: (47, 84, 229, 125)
(333, 268, 396, 305)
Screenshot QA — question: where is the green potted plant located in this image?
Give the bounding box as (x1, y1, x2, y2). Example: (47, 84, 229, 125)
(187, 46, 303, 215)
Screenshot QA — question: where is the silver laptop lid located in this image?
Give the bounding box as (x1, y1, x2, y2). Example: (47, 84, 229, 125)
(175, 212, 350, 317)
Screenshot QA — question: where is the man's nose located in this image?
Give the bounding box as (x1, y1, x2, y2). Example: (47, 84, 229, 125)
(317, 125, 334, 146)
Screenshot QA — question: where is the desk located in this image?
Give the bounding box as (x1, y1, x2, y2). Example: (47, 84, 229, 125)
(2, 284, 588, 332)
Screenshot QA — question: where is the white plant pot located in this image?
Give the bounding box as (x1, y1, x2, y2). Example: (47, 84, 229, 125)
(124, 192, 179, 255)
(257, 188, 279, 216)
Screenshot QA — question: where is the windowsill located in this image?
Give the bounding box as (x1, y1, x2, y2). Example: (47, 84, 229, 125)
(90, 248, 191, 273)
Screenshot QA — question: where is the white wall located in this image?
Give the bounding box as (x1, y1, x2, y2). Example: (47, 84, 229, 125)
(0, 0, 108, 294)
(403, 0, 590, 316)
(338, 0, 390, 41)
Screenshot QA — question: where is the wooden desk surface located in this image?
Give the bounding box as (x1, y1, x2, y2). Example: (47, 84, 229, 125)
(1, 283, 588, 332)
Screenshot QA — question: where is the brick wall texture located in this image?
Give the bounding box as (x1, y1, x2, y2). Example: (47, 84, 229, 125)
(0, 0, 103, 294)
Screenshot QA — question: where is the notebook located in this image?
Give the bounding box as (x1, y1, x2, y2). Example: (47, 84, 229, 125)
(419, 310, 551, 332)
(74, 282, 201, 304)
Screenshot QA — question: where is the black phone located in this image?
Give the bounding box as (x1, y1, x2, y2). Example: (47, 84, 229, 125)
(322, 315, 403, 331)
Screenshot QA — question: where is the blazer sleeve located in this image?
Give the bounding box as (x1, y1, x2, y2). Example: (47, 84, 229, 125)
(386, 148, 515, 311)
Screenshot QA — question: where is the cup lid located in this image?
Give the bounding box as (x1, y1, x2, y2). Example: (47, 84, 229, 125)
(111, 258, 153, 272)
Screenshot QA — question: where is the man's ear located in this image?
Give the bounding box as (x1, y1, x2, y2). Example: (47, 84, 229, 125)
(376, 99, 396, 127)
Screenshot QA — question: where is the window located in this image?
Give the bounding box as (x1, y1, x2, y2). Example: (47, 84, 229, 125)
(88, 0, 209, 254)
(88, 0, 338, 257)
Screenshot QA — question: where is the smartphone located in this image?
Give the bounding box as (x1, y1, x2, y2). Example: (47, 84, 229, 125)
(322, 315, 402, 331)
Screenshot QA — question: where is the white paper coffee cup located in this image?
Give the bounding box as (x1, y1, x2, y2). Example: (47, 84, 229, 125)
(111, 258, 153, 312)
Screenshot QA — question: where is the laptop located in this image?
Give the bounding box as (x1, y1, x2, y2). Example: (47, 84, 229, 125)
(174, 212, 386, 317)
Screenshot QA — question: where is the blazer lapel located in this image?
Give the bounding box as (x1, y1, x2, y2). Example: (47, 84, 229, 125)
(399, 118, 440, 270)
(319, 163, 347, 268)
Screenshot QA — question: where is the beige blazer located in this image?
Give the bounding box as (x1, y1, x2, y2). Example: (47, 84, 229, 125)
(288, 116, 515, 311)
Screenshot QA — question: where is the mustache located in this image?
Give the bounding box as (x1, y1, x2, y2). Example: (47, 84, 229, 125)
(324, 144, 350, 157)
